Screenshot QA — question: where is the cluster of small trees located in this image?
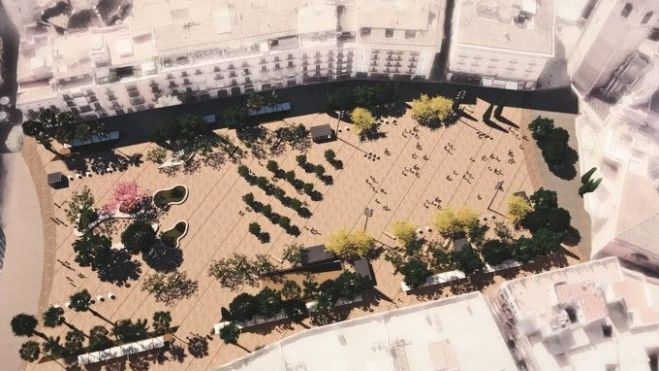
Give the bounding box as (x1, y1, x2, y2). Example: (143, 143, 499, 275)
(295, 155, 333, 185)
(207, 254, 276, 289)
(325, 83, 398, 113)
(274, 124, 308, 147)
(22, 110, 106, 149)
(12, 290, 172, 362)
(305, 271, 372, 315)
(152, 114, 215, 155)
(242, 193, 301, 236)
(248, 222, 270, 243)
(324, 149, 343, 170)
(265, 162, 323, 201)
(529, 116, 570, 167)
(238, 165, 312, 218)
(142, 271, 199, 306)
(73, 232, 139, 283)
(409, 94, 455, 126)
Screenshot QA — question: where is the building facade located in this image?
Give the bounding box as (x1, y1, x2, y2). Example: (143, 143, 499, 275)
(447, 0, 556, 90)
(568, 0, 659, 99)
(15, 0, 446, 122)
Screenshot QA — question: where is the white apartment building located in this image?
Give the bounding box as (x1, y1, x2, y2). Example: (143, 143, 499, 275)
(568, 0, 659, 99)
(218, 292, 517, 371)
(15, 0, 446, 123)
(447, 0, 556, 90)
(575, 39, 659, 270)
(491, 257, 659, 371)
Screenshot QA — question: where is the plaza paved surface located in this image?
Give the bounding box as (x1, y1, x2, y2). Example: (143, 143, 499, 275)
(22, 99, 578, 371)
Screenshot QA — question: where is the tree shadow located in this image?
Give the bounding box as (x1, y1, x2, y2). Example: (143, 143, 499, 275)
(143, 245, 183, 272)
(97, 251, 142, 286)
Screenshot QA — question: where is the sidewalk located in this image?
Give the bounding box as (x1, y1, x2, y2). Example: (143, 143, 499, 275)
(0, 151, 45, 371)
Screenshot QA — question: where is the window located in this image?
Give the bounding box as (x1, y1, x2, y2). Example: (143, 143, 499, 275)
(385, 29, 394, 38)
(641, 11, 653, 24)
(621, 3, 632, 18)
(405, 30, 416, 39)
(360, 27, 371, 36)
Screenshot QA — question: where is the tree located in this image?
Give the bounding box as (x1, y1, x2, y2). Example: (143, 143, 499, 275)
(254, 288, 283, 317)
(507, 195, 533, 225)
(530, 228, 564, 256)
(228, 293, 257, 322)
(522, 207, 571, 234)
(219, 322, 240, 344)
(466, 222, 488, 247)
(142, 271, 199, 306)
(434, 207, 478, 237)
(73, 233, 113, 269)
(350, 107, 375, 133)
(410, 94, 454, 125)
(400, 258, 432, 289)
(529, 188, 558, 211)
(121, 220, 157, 255)
(11, 314, 39, 337)
(223, 106, 248, 128)
(112, 319, 149, 342)
(146, 147, 168, 164)
(208, 254, 257, 288)
(77, 207, 99, 231)
(153, 114, 213, 154)
(528, 116, 555, 141)
(64, 329, 85, 354)
(69, 289, 92, 312)
(153, 311, 172, 335)
(453, 244, 484, 274)
(430, 244, 456, 272)
(101, 181, 147, 215)
(64, 186, 95, 224)
(283, 300, 308, 322)
(248, 222, 262, 236)
(281, 243, 305, 266)
(42, 336, 66, 358)
(88, 326, 112, 351)
(332, 271, 371, 299)
(19, 341, 40, 362)
(246, 92, 266, 111)
(42, 306, 64, 328)
(481, 239, 512, 266)
(280, 280, 302, 300)
(326, 229, 374, 259)
(391, 221, 416, 245)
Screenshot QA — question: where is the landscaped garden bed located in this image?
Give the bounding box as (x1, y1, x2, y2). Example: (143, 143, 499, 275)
(153, 185, 188, 208)
(160, 221, 188, 248)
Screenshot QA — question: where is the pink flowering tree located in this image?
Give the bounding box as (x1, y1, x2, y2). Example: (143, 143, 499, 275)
(102, 182, 149, 215)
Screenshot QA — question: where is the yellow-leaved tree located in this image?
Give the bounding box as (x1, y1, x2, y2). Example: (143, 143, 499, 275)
(391, 221, 416, 245)
(350, 107, 375, 133)
(507, 195, 533, 225)
(326, 229, 375, 259)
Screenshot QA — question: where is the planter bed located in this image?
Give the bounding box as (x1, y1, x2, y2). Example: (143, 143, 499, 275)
(153, 185, 188, 208)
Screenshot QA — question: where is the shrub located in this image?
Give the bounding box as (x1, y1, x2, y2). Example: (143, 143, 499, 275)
(77, 207, 98, 231)
(248, 222, 261, 235)
(266, 160, 279, 173)
(324, 149, 336, 161)
(296, 155, 307, 166)
(400, 258, 432, 289)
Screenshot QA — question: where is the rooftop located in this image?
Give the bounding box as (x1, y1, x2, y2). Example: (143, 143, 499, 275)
(499, 258, 659, 371)
(217, 292, 517, 371)
(453, 0, 555, 56)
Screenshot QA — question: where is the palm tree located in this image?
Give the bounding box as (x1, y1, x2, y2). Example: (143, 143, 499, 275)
(88, 326, 112, 351)
(19, 341, 41, 362)
(64, 329, 85, 354)
(152, 311, 172, 336)
(69, 289, 92, 312)
(42, 336, 66, 358)
(42, 306, 64, 328)
(10, 314, 46, 339)
(112, 319, 149, 342)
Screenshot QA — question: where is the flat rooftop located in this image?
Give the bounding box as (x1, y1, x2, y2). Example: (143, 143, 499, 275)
(499, 258, 659, 371)
(216, 292, 517, 371)
(454, 0, 555, 56)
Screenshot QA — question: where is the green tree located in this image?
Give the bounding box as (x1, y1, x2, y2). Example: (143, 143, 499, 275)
(121, 220, 157, 255)
(11, 314, 41, 338)
(88, 326, 112, 351)
(19, 341, 40, 362)
(332, 271, 371, 299)
(64, 329, 85, 354)
(112, 319, 149, 343)
(391, 221, 416, 245)
(481, 240, 512, 266)
(280, 280, 302, 300)
(223, 106, 248, 128)
(69, 289, 92, 312)
(246, 92, 266, 111)
(281, 243, 305, 266)
(42, 336, 66, 358)
(400, 258, 432, 289)
(142, 271, 199, 306)
(153, 114, 213, 155)
(529, 188, 558, 211)
(153, 311, 172, 335)
(228, 293, 257, 322)
(72, 233, 113, 269)
(326, 229, 375, 259)
(42, 306, 65, 328)
(219, 322, 241, 344)
(64, 186, 95, 224)
(507, 195, 533, 225)
(528, 116, 555, 141)
(453, 244, 484, 274)
(350, 107, 375, 133)
(254, 288, 283, 317)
